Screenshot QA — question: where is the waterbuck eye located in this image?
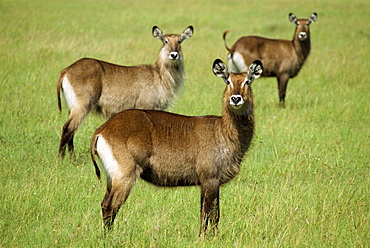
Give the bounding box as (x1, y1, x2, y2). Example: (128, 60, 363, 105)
(165, 39, 169, 44)
(222, 78, 231, 85)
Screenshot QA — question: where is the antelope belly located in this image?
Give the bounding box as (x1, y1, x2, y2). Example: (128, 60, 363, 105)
(140, 165, 200, 187)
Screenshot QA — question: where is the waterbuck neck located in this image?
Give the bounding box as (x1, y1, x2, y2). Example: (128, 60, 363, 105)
(214, 99, 255, 184)
(156, 49, 185, 97)
(292, 29, 311, 62)
(221, 95, 255, 156)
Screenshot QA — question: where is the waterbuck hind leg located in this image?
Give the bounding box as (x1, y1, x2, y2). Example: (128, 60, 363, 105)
(101, 194, 119, 230)
(199, 179, 220, 237)
(58, 118, 76, 160)
(58, 119, 78, 161)
(67, 135, 75, 161)
(101, 173, 137, 231)
(58, 106, 90, 160)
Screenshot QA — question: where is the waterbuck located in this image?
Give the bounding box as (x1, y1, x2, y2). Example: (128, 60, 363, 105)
(90, 59, 263, 236)
(223, 13, 317, 107)
(57, 26, 194, 160)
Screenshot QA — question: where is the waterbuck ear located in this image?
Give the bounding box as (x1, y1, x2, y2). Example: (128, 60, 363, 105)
(289, 13, 298, 25)
(152, 26, 164, 41)
(180, 26, 194, 42)
(213, 59, 229, 80)
(307, 13, 318, 25)
(247, 60, 263, 83)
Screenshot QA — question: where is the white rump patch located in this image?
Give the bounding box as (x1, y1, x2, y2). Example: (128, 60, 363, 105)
(61, 76, 79, 110)
(228, 52, 247, 73)
(96, 136, 123, 181)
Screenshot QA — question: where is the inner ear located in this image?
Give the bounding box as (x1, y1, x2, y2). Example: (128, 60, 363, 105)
(249, 60, 263, 78)
(153, 26, 164, 41)
(289, 13, 298, 24)
(310, 13, 318, 22)
(307, 13, 318, 25)
(180, 26, 193, 41)
(212, 59, 229, 80)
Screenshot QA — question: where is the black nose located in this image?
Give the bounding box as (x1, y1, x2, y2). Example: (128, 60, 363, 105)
(231, 96, 242, 104)
(170, 52, 179, 59)
(299, 32, 307, 40)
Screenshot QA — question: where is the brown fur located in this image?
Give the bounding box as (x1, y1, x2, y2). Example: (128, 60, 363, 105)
(57, 26, 193, 160)
(223, 13, 317, 107)
(90, 59, 263, 236)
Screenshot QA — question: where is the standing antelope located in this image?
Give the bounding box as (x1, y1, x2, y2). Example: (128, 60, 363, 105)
(57, 26, 193, 160)
(90, 59, 263, 236)
(223, 13, 317, 107)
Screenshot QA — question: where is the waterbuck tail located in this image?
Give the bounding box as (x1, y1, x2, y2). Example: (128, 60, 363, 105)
(90, 134, 101, 180)
(223, 30, 232, 53)
(57, 70, 67, 113)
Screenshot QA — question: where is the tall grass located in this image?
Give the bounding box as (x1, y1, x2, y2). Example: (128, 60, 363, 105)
(1, 0, 369, 247)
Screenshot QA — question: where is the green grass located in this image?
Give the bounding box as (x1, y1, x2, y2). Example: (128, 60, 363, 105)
(1, 0, 369, 247)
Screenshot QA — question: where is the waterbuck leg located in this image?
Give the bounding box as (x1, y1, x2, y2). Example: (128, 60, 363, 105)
(101, 172, 137, 231)
(58, 118, 74, 159)
(58, 106, 89, 160)
(277, 74, 290, 108)
(58, 119, 78, 161)
(67, 135, 75, 161)
(199, 179, 220, 237)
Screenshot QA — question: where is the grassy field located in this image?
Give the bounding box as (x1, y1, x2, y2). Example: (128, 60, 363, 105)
(1, 0, 369, 247)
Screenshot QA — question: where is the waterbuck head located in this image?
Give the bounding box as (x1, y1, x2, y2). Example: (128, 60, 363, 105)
(289, 13, 317, 41)
(153, 26, 193, 62)
(213, 59, 263, 113)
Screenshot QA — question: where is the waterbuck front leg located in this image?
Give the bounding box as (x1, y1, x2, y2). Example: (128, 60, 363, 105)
(199, 179, 220, 237)
(277, 73, 290, 108)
